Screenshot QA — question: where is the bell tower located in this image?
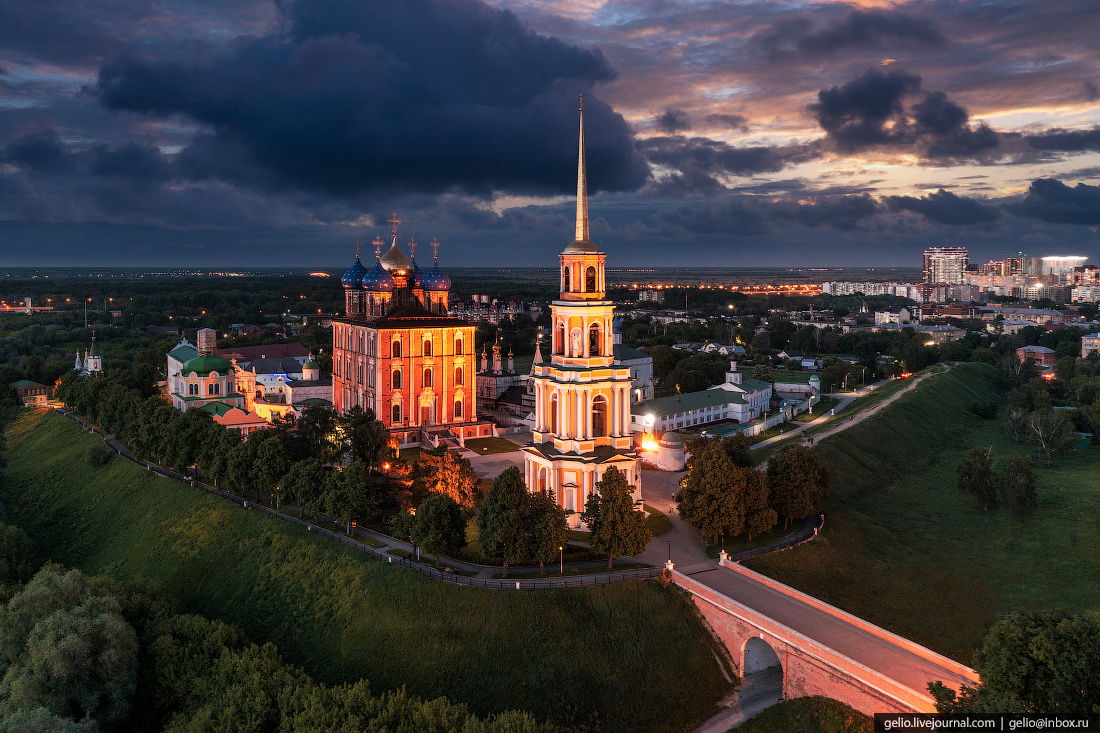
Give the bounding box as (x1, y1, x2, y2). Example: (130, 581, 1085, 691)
(523, 98, 641, 528)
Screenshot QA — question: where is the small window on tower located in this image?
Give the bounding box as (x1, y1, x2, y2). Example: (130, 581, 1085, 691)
(423, 339, 432, 357)
(454, 400, 463, 419)
(585, 266, 596, 292)
(392, 403, 401, 423)
(424, 368, 433, 388)
(392, 339, 402, 358)
(562, 266, 571, 292)
(392, 370, 402, 389)
(455, 367, 463, 386)
(455, 338, 464, 355)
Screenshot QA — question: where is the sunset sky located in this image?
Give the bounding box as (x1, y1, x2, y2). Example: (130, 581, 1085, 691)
(0, 0, 1098, 268)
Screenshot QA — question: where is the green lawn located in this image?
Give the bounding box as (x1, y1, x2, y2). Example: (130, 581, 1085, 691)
(645, 504, 672, 538)
(733, 696, 871, 733)
(2, 410, 731, 733)
(747, 362, 1100, 664)
(794, 396, 840, 422)
(465, 436, 522, 455)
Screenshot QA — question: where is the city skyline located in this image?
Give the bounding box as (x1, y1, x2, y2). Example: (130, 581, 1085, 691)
(0, 0, 1098, 267)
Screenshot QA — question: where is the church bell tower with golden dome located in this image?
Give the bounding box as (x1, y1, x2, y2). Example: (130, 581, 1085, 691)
(522, 98, 641, 527)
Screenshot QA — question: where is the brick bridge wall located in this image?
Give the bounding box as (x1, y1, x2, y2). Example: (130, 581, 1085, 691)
(674, 570, 944, 715)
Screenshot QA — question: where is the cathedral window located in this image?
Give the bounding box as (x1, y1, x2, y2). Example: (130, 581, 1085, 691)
(423, 368, 433, 388)
(592, 395, 608, 437)
(209, 382, 220, 396)
(453, 400, 463, 419)
(423, 339, 432, 357)
(589, 324, 601, 356)
(562, 266, 570, 292)
(585, 266, 596, 292)
(455, 367, 463, 386)
(392, 370, 402, 389)
(188, 382, 199, 396)
(392, 403, 401, 423)
(538, 467, 548, 493)
(455, 337, 463, 355)
(392, 339, 402, 358)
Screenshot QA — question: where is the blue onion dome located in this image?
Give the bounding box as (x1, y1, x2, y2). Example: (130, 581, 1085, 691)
(409, 256, 424, 289)
(341, 256, 368, 289)
(361, 258, 396, 292)
(421, 259, 451, 291)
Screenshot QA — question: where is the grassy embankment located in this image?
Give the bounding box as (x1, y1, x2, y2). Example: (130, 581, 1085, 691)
(733, 697, 871, 733)
(747, 361, 1100, 664)
(2, 410, 730, 733)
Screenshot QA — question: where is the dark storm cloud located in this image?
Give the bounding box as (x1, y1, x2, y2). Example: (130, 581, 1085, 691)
(885, 189, 1001, 226)
(810, 69, 999, 161)
(1025, 126, 1100, 153)
(655, 108, 692, 133)
(636, 136, 820, 196)
(96, 0, 649, 199)
(1004, 179, 1100, 225)
(703, 114, 749, 133)
(753, 9, 945, 59)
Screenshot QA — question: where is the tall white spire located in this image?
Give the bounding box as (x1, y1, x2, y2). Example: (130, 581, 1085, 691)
(575, 94, 588, 243)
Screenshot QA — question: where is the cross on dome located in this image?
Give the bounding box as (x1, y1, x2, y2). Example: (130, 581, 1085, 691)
(372, 236, 383, 259)
(430, 237, 441, 264)
(388, 211, 401, 237)
(354, 236, 362, 259)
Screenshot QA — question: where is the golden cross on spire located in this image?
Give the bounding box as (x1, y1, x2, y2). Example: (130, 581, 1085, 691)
(372, 236, 383, 259)
(388, 211, 401, 237)
(430, 237, 440, 264)
(354, 236, 362, 259)
(408, 238, 417, 259)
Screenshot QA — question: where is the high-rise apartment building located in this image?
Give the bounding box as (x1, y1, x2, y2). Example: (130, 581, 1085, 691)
(923, 247, 969, 284)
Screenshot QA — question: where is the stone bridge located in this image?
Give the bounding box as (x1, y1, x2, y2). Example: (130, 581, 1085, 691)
(673, 561, 979, 715)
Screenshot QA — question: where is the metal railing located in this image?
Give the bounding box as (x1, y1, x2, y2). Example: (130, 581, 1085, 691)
(723, 514, 824, 563)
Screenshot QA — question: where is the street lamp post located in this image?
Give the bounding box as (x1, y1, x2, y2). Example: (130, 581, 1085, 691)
(559, 546, 563, 574)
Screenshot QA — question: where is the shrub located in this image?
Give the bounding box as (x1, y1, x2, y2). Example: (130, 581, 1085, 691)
(969, 400, 996, 419)
(87, 442, 112, 468)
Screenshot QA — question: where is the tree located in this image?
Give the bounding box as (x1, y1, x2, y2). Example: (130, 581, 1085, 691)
(410, 494, 467, 568)
(0, 566, 138, 728)
(414, 448, 481, 509)
(476, 467, 530, 577)
(280, 459, 328, 518)
(930, 611, 1100, 715)
(1000, 455, 1037, 510)
(741, 467, 775, 540)
(256, 435, 289, 502)
(526, 490, 568, 574)
(296, 404, 344, 465)
(344, 405, 392, 471)
(1002, 389, 1030, 443)
(676, 441, 744, 543)
(337, 461, 388, 526)
(766, 446, 830, 527)
(721, 433, 755, 468)
(751, 364, 773, 383)
(583, 467, 651, 570)
(1027, 408, 1074, 465)
(956, 446, 998, 511)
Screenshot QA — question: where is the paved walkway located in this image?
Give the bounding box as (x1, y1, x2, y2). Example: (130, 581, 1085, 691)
(695, 667, 783, 733)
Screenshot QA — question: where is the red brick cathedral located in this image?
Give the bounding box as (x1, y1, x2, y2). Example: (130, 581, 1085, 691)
(332, 222, 491, 447)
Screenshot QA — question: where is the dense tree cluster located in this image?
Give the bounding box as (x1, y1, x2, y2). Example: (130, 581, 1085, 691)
(930, 611, 1100, 715)
(676, 439, 828, 545)
(476, 467, 569, 575)
(581, 468, 652, 570)
(956, 448, 1038, 511)
(0, 561, 553, 732)
(53, 373, 404, 533)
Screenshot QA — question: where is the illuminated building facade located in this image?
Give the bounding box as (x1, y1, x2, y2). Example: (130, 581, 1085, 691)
(523, 102, 641, 527)
(332, 223, 492, 447)
(923, 247, 968, 285)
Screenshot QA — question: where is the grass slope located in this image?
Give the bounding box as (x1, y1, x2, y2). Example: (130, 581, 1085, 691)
(2, 411, 729, 733)
(733, 697, 871, 733)
(747, 362, 1100, 663)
